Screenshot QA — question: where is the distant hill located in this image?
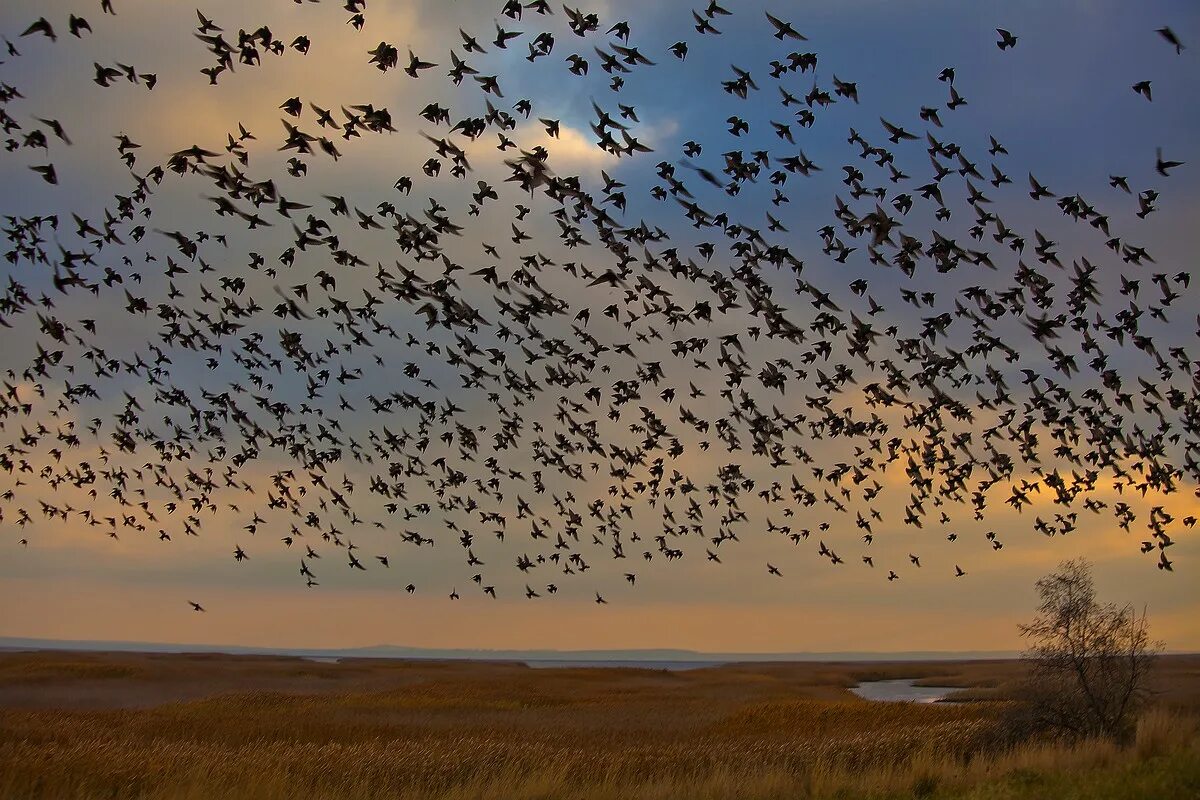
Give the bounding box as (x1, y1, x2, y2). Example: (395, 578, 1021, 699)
(0, 635, 1021, 662)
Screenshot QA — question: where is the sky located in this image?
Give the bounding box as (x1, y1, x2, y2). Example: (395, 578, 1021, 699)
(0, 0, 1197, 654)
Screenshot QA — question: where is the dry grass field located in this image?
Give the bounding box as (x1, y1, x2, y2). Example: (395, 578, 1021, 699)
(0, 650, 1197, 799)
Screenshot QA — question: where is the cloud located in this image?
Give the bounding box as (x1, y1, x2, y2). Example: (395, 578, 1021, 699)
(0, 0, 1197, 657)
(520, 120, 620, 175)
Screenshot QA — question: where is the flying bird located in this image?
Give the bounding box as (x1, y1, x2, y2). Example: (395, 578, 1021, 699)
(0, 0, 1188, 619)
(765, 12, 806, 41)
(1157, 26, 1184, 54)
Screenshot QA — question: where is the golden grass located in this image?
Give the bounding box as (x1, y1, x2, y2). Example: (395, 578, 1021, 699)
(0, 652, 146, 684)
(0, 652, 1197, 799)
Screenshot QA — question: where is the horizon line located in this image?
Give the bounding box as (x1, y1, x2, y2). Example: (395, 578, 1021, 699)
(0, 634, 1023, 660)
(0, 634, 1184, 663)
(5, 636, 1197, 662)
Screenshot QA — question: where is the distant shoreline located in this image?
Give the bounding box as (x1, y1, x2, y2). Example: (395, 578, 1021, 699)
(0, 635, 1031, 663)
(4, 635, 1194, 665)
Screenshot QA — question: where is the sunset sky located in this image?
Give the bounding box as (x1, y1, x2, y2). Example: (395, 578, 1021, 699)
(0, 0, 1197, 655)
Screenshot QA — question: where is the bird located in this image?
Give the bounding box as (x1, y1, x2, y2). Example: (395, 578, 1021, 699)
(1157, 26, 1184, 54)
(405, 50, 437, 77)
(28, 164, 57, 184)
(68, 16, 92, 38)
(693, 11, 720, 35)
(188, 601, 206, 612)
(765, 12, 806, 41)
(1155, 147, 1184, 177)
(20, 18, 56, 42)
(880, 118, 917, 143)
(1028, 174, 1055, 200)
(0, 0, 1189, 621)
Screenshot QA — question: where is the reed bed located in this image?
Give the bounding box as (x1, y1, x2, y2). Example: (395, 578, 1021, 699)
(0, 653, 1196, 799)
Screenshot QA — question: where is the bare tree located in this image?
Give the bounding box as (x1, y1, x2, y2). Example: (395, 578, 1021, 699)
(1016, 558, 1161, 741)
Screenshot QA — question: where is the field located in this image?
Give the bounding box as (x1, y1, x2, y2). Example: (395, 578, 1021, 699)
(0, 651, 1197, 799)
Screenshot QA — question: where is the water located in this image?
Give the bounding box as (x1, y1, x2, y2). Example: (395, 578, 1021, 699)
(297, 656, 716, 669)
(849, 678, 959, 703)
(524, 659, 722, 671)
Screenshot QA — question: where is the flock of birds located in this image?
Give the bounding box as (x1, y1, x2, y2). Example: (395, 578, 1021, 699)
(0, 1, 1195, 612)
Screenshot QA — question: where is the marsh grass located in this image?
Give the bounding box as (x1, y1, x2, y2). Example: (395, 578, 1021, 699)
(0, 653, 146, 684)
(0, 653, 1196, 799)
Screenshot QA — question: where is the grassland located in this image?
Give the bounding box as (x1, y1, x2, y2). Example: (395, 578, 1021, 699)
(0, 651, 1197, 799)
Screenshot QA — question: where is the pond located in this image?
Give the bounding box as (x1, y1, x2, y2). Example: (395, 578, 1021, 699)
(525, 659, 722, 671)
(849, 678, 960, 703)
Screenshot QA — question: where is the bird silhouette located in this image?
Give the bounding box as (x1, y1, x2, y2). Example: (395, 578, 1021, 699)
(0, 1, 1191, 617)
